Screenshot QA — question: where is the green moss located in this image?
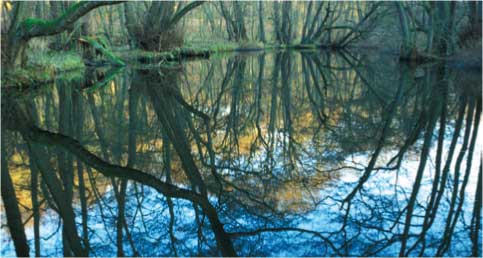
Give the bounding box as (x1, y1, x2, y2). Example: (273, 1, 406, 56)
(19, 2, 88, 36)
(21, 18, 55, 33)
(22, 18, 47, 28)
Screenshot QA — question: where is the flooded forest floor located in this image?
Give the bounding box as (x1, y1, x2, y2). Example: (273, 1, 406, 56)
(4, 39, 481, 89)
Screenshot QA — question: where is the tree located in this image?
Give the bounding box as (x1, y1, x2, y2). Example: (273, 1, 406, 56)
(395, 2, 418, 60)
(257, 2, 265, 43)
(123, 1, 204, 51)
(433, 2, 457, 56)
(218, 1, 248, 41)
(273, 1, 293, 44)
(3, 1, 124, 69)
(395, 2, 458, 60)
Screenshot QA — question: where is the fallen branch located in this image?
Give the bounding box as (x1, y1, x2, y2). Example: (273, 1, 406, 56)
(79, 36, 126, 66)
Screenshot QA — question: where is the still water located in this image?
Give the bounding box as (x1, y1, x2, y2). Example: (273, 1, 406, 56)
(1, 50, 482, 256)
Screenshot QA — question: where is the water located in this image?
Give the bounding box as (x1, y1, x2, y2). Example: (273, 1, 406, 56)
(1, 50, 482, 256)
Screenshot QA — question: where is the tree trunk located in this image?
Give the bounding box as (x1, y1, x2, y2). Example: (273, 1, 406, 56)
(258, 2, 265, 42)
(130, 1, 203, 51)
(396, 3, 417, 60)
(233, 1, 247, 41)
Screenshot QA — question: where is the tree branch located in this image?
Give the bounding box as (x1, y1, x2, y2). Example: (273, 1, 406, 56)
(169, 1, 205, 26)
(18, 1, 125, 40)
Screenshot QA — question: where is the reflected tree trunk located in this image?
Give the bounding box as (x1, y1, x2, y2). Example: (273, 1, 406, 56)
(411, 68, 447, 255)
(30, 151, 41, 257)
(57, 80, 75, 256)
(130, 69, 236, 256)
(400, 67, 443, 256)
(142, 71, 208, 197)
(438, 96, 481, 255)
(471, 161, 482, 257)
(163, 133, 178, 256)
(27, 99, 41, 257)
(1, 134, 30, 257)
(2, 93, 86, 257)
(343, 64, 408, 205)
(73, 88, 90, 253)
(27, 142, 87, 257)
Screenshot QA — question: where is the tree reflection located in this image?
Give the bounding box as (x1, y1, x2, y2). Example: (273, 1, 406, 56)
(1, 50, 481, 256)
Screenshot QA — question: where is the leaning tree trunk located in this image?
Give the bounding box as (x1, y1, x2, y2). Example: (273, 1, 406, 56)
(3, 1, 124, 70)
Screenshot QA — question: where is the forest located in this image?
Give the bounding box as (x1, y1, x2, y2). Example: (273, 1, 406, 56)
(0, 1, 482, 257)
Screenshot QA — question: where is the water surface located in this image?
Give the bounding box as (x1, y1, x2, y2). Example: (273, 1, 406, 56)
(1, 50, 482, 256)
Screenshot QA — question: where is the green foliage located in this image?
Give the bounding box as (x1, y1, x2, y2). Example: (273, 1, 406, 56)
(2, 51, 85, 87)
(116, 41, 238, 64)
(3, 69, 52, 87)
(184, 40, 239, 52)
(80, 36, 126, 66)
(290, 43, 319, 50)
(185, 40, 268, 52)
(28, 51, 84, 71)
(96, 36, 110, 49)
(116, 49, 167, 63)
(18, 2, 85, 34)
(92, 39, 335, 66)
(237, 41, 265, 50)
